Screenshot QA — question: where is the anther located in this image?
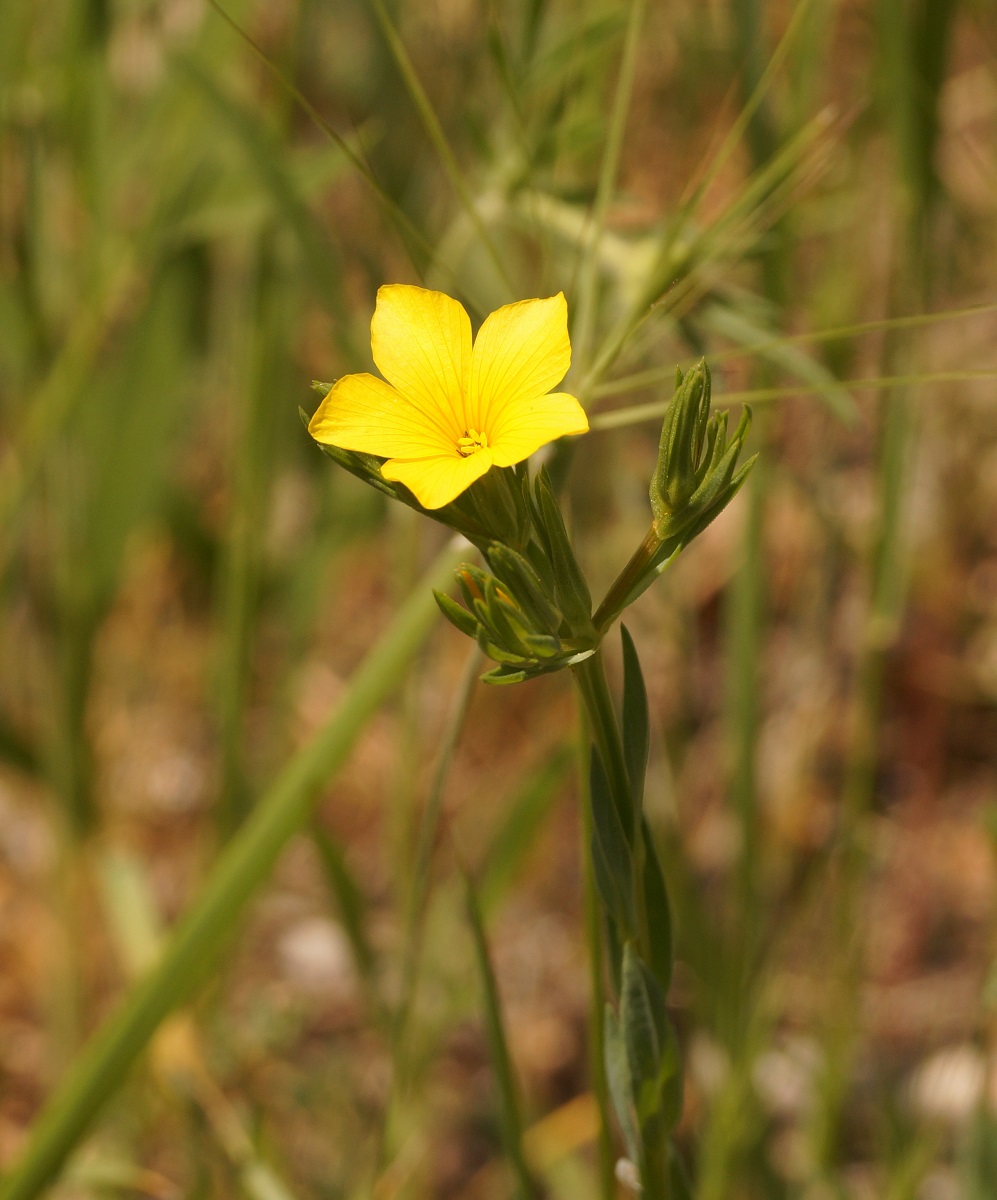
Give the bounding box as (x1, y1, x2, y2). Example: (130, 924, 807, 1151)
(457, 428, 488, 457)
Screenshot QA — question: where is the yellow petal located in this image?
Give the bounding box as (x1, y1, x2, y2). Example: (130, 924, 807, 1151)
(382, 449, 494, 509)
(489, 392, 589, 467)
(308, 373, 453, 459)
(468, 293, 571, 434)
(371, 284, 472, 439)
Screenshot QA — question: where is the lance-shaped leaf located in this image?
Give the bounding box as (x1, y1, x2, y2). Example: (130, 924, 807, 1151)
(620, 943, 683, 1133)
(620, 625, 649, 822)
(640, 820, 674, 995)
(589, 750, 637, 937)
(604, 1004, 641, 1169)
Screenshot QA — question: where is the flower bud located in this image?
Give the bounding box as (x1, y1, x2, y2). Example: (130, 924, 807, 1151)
(649, 361, 754, 544)
(591, 361, 756, 632)
(649, 359, 713, 522)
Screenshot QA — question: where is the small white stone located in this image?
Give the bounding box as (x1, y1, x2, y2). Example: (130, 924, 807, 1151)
(614, 1158, 642, 1193)
(278, 917, 357, 1002)
(752, 1037, 822, 1117)
(907, 1043, 986, 1124)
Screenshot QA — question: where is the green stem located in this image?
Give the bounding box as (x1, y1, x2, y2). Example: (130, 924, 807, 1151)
(375, 647, 482, 1179)
(572, 647, 656, 968)
(592, 525, 659, 635)
(572, 647, 632, 831)
(578, 726, 619, 1200)
(573, 647, 671, 1197)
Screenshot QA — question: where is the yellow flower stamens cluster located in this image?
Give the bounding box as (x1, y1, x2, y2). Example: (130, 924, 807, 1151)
(308, 285, 589, 509)
(457, 428, 488, 457)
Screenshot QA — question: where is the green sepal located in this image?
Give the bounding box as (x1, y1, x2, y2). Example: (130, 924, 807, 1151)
(480, 664, 530, 685)
(310, 380, 334, 395)
(650, 359, 713, 520)
(523, 536, 558, 601)
(458, 565, 490, 610)
(434, 589, 480, 639)
(458, 465, 530, 550)
(478, 645, 597, 686)
(482, 578, 537, 658)
(518, 632, 563, 660)
(589, 750, 636, 936)
(475, 628, 530, 666)
(485, 542, 562, 635)
(300, 406, 401, 499)
(530, 468, 593, 631)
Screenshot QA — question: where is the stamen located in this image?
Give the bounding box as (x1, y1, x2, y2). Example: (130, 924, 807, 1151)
(457, 428, 489, 457)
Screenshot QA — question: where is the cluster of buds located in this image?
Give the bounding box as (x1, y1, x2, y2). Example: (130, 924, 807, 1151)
(650, 358, 753, 539)
(307, 359, 754, 683)
(434, 470, 598, 684)
(592, 360, 755, 632)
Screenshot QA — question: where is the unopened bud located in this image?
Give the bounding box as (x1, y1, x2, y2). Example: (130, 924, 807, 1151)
(649, 360, 713, 519)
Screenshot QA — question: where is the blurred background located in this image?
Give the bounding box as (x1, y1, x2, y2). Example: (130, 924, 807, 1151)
(2, 0, 997, 1196)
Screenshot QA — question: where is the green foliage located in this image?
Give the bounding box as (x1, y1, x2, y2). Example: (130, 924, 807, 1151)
(1, 0, 993, 1198)
(464, 873, 543, 1200)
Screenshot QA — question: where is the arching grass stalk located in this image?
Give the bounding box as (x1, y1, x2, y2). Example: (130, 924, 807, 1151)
(303, 285, 755, 1193)
(0, 544, 463, 1200)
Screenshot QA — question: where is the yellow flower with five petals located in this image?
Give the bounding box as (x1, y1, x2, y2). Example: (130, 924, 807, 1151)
(308, 285, 589, 509)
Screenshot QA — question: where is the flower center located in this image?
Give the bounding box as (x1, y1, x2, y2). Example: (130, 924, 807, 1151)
(457, 428, 489, 457)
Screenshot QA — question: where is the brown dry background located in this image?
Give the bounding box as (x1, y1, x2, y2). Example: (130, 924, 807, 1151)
(1, 0, 997, 1197)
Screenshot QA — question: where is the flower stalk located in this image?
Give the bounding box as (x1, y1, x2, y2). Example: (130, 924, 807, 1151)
(307, 289, 755, 1196)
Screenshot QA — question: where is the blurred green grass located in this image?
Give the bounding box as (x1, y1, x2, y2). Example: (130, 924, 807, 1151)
(2, 0, 997, 1197)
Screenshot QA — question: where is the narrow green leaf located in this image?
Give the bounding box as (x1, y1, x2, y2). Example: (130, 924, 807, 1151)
(533, 470, 592, 627)
(368, 0, 514, 298)
(310, 824, 376, 983)
(620, 625, 649, 820)
(589, 750, 636, 935)
(604, 1004, 640, 1167)
(621, 943, 667, 1085)
(640, 820, 673, 994)
(572, 0, 647, 372)
(620, 943, 681, 1129)
(699, 301, 858, 424)
(178, 56, 352, 334)
(478, 747, 571, 915)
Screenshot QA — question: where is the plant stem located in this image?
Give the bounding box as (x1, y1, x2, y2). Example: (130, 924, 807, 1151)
(572, 645, 656, 967)
(592, 525, 660, 635)
(573, 648, 631, 828)
(578, 723, 620, 1200)
(573, 646, 672, 1197)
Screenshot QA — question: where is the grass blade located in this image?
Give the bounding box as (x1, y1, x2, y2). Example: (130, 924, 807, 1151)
(368, 0, 515, 297)
(0, 543, 462, 1200)
(571, 0, 646, 374)
(463, 870, 542, 1200)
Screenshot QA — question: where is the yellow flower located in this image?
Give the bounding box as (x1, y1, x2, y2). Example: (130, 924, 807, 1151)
(308, 285, 589, 509)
